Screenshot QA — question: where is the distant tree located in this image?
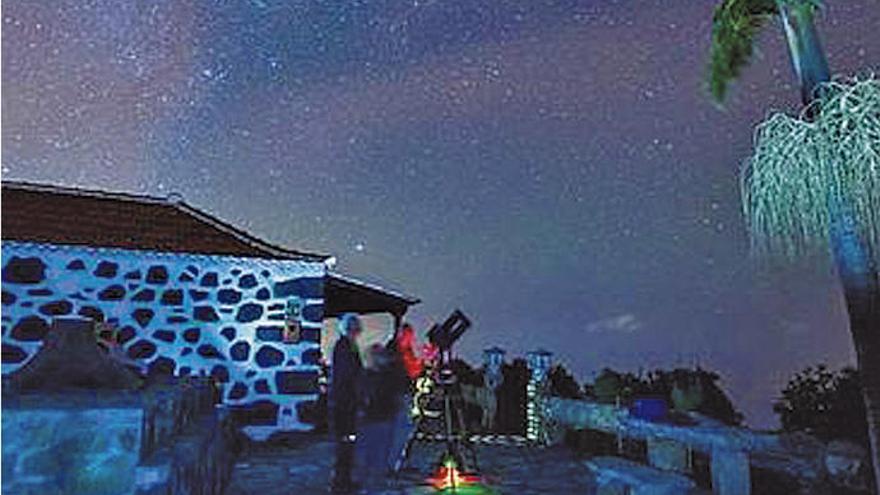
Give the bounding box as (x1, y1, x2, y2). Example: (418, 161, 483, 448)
(585, 367, 743, 425)
(590, 368, 647, 404)
(495, 358, 529, 434)
(645, 368, 743, 426)
(449, 358, 484, 387)
(447, 358, 484, 429)
(774, 365, 869, 447)
(548, 364, 583, 399)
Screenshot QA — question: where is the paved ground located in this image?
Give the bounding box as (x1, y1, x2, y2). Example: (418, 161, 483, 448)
(226, 434, 598, 494)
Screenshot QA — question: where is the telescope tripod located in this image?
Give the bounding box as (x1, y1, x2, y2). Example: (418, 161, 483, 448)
(393, 367, 479, 478)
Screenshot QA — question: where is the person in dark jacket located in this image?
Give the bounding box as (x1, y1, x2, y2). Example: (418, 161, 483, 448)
(356, 341, 409, 490)
(328, 313, 364, 494)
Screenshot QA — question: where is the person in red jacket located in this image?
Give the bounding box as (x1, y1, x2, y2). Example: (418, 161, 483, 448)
(397, 323, 424, 380)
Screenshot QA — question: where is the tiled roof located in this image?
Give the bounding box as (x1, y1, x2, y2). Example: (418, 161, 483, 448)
(1, 181, 327, 261)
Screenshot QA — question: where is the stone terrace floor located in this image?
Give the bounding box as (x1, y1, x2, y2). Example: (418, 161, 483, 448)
(226, 434, 599, 494)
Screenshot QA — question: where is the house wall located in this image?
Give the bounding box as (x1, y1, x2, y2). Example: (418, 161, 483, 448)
(1, 241, 326, 431)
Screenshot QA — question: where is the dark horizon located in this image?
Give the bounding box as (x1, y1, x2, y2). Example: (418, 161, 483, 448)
(3, 0, 879, 429)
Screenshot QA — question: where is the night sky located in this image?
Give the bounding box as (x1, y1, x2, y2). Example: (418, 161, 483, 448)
(3, 0, 879, 428)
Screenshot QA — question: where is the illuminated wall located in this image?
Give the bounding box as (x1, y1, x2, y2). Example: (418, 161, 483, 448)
(1, 241, 325, 431)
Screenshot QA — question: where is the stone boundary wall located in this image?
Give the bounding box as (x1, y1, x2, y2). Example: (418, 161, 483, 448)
(544, 397, 871, 494)
(1, 378, 239, 495)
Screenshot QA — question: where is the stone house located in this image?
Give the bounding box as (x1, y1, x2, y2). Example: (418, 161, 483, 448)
(0, 180, 418, 434)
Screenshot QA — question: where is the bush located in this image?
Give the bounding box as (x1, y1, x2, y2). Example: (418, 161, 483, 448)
(774, 365, 868, 447)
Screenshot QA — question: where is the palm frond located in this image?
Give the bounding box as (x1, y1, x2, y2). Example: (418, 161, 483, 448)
(706, 0, 779, 105)
(742, 75, 880, 267)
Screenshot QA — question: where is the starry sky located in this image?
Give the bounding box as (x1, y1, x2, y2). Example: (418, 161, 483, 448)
(3, 0, 879, 428)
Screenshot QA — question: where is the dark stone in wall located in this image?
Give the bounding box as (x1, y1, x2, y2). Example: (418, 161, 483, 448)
(128, 283, 140, 291)
(69, 292, 87, 301)
(301, 328, 320, 343)
(301, 348, 322, 366)
(220, 327, 236, 341)
(186, 265, 199, 276)
(267, 314, 285, 321)
(261, 270, 271, 278)
(267, 304, 284, 311)
(217, 289, 242, 305)
(255, 346, 284, 368)
(118, 326, 137, 344)
(67, 259, 86, 270)
(2, 291, 17, 305)
(245, 370, 257, 378)
(148, 357, 176, 376)
(197, 344, 225, 360)
(275, 371, 319, 394)
(124, 270, 142, 280)
(222, 279, 232, 286)
(230, 342, 250, 361)
(236, 303, 263, 323)
(3, 257, 47, 284)
(132, 289, 155, 302)
(98, 285, 126, 301)
(38, 300, 73, 316)
(254, 380, 271, 394)
(194, 306, 219, 322)
(200, 273, 219, 287)
(256, 326, 283, 342)
(160, 290, 184, 306)
(27, 288, 53, 297)
(183, 328, 201, 344)
(94, 261, 118, 278)
(297, 400, 321, 425)
(132, 308, 154, 328)
(152, 330, 176, 343)
(230, 400, 278, 426)
(189, 290, 209, 302)
(2, 343, 28, 363)
(228, 382, 248, 400)
(219, 308, 233, 314)
(179, 366, 192, 376)
(256, 288, 270, 300)
(11, 316, 49, 341)
(127, 340, 157, 359)
(274, 277, 323, 299)
(231, 269, 242, 276)
(182, 348, 193, 356)
(146, 266, 169, 285)
(78, 306, 105, 322)
(239, 274, 258, 289)
(167, 316, 189, 324)
(303, 304, 324, 323)
(211, 365, 229, 383)
(178, 272, 195, 282)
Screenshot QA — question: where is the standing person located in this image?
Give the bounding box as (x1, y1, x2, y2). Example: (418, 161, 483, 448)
(357, 342, 407, 490)
(328, 313, 364, 494)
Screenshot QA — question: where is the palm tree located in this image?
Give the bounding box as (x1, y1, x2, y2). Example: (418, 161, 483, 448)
(706, 0, 880, 489)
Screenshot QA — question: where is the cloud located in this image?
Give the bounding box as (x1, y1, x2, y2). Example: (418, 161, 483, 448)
(586, 314, 642, 334)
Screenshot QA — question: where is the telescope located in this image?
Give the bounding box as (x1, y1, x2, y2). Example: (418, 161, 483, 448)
(427, 309, 471, 353)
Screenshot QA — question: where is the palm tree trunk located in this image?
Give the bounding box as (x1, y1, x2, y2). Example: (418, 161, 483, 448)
(831, 204, 880, 490)
(777, 2, 880, 488)
(777, 1, 831, 105)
